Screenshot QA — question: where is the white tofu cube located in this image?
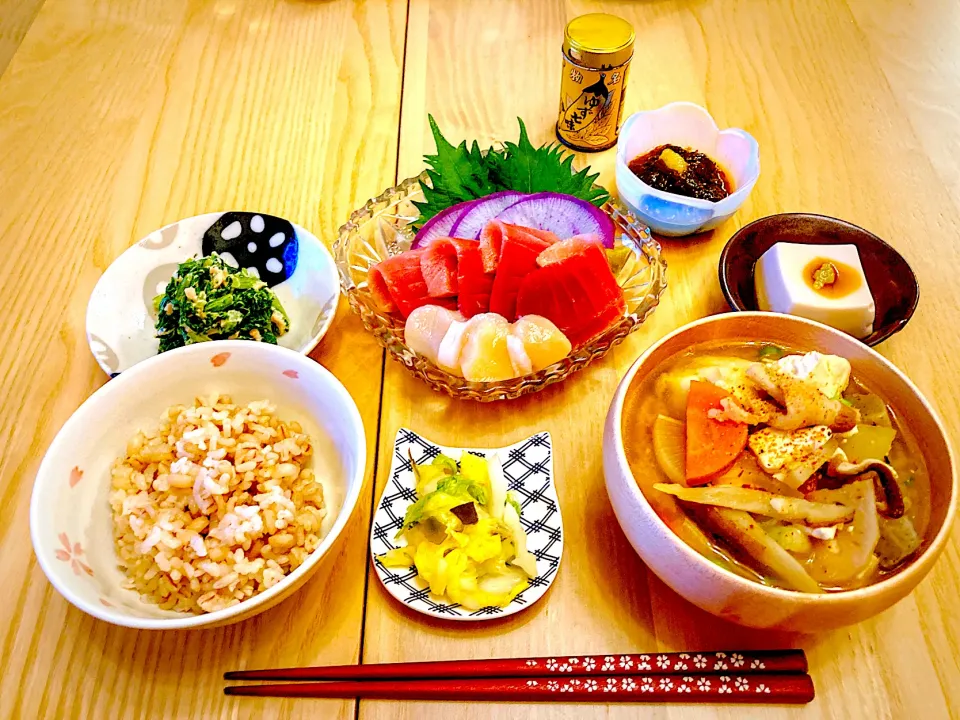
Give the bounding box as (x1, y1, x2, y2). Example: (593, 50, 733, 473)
(755, 243, 876, 338)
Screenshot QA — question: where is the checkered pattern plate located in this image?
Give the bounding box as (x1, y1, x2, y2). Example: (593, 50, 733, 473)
(370, 428, 563, 621)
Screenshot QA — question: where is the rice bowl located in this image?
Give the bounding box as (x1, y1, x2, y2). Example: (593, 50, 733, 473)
(30, 341, 365, 630)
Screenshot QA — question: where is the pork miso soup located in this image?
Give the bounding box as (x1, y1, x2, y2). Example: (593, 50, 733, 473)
(622, 342, 931, 593)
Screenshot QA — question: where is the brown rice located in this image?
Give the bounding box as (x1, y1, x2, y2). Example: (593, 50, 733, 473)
(109, 394, 326, 613)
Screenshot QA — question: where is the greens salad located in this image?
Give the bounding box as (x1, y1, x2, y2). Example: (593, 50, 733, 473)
(379, 451, 537, 610)
(153, 253, 289, 352)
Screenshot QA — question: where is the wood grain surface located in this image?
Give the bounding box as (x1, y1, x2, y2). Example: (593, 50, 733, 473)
(1, 1, 958, 719)
(0, 0, 42, 76)
(0, 0, 404, 718)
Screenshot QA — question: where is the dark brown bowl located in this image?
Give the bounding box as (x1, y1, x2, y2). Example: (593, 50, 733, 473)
(719, 213, 919, 346)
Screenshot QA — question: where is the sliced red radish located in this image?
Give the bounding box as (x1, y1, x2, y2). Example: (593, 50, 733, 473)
(536, 233, 603, 267)
(496, 192, 615, 247)
(413, 200, 473, 248)
(448, 191, 526, 239)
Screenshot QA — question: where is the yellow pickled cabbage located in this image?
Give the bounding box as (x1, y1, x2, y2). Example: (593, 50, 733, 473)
(378, 452, 537, 610)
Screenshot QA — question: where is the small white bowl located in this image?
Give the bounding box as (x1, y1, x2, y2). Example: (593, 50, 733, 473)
(616, 102, 760, 237)
(29, 341, 365, 629)
(371, 428, 563, 620)
(86, 212, 340, 376)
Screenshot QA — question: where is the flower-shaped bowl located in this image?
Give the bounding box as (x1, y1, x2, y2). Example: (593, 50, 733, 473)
(616, 102, 760, 237)
(334, 174, 667, 402)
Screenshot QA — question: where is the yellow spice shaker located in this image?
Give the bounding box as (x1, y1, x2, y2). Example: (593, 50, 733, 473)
(556, 13, 635, 152)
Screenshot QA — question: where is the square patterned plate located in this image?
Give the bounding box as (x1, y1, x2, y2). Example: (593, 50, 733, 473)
(371, 428, 563, 621)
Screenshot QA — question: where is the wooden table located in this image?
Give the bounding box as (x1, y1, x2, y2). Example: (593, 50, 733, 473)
(1, 1, 958, 718)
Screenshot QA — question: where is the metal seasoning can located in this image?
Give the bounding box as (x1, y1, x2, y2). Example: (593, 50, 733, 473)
(556, 13, 635, 152)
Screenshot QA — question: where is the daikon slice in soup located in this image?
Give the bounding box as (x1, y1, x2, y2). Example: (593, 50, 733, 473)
(621, 341, 931, 593)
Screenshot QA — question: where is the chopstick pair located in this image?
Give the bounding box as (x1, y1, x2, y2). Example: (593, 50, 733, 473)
(224, 650, 814, 704)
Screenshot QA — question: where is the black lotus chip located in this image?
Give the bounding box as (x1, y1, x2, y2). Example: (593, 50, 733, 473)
(202, 211, 298, 288)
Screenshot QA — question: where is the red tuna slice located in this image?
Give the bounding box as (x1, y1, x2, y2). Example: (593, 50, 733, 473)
(488, 230, 552, 321)
(450, 239, 495, 318)
(369, 249, 456, 318)
(419, 238, 459, 297)
(480, 221, 553, 273)
(368, 264, 397, 313)
(515, 244, 626, 347)
(515, 225, 561, 245)
(536, 233, 603, 267)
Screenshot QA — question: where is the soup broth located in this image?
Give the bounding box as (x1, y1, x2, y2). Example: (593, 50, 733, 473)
(622, 341, 931, 592)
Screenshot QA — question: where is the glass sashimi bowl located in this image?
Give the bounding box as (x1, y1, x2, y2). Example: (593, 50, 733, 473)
(334, 174, 668, 401)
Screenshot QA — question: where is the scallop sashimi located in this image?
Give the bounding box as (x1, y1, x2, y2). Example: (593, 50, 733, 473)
(458, 313, 515, 382)
(511, 315, 572, 371)
(404, 305, 464, 367)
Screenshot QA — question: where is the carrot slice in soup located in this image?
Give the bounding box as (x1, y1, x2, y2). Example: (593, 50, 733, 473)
(685, 381, 748, 484)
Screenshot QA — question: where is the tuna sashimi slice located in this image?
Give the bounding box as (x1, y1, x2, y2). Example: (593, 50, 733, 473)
(455, 241, 495, 318)
(515, 244, 626, 347)
(536, 234, 603, 267)
(488, 230, 552, 321)
(480, 220, 557, 273)
(369, 249, 455, 318)
(420, 239, 459, 297)
(368, 265, 397, 313)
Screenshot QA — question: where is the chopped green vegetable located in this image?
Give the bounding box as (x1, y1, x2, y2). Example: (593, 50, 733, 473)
(506, 492, 523, 518)
(431, 454, 459, 475)
(153, 253, 289, 352)
(412, 116, 609, 229)
(758, 344, 785, 361)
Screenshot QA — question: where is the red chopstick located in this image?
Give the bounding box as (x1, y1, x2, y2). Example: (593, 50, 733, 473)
(224, 650, 806, 681)
(224, 673, 814, 703)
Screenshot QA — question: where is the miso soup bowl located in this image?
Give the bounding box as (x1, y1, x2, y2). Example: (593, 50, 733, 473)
(602, 312, 957, 631)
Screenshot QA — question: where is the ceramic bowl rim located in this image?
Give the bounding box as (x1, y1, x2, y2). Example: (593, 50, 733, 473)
(608, 311, 957, 604)
(84, 210, 340, 375)
(615, 101, 761, 213)
(718, 212, 920, 346)
(29, 341, 366, 630)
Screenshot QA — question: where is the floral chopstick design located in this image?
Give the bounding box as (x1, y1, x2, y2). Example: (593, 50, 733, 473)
(515, 650, 802, 676)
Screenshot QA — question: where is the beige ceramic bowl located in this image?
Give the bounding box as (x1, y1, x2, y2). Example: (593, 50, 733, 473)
(30, 341, 365, 629)
(603, 312, 957, 631)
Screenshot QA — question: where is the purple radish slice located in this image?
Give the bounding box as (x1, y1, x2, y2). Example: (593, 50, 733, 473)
(413, 200, 474, 248)
(449, 190, 527, 239)
(495, 192, 615, 247)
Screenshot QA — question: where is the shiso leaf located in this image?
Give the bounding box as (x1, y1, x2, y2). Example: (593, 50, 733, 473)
(412, 116, 609, 229)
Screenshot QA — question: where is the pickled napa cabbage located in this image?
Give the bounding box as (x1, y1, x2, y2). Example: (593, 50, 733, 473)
(379, 451, 538, 609)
